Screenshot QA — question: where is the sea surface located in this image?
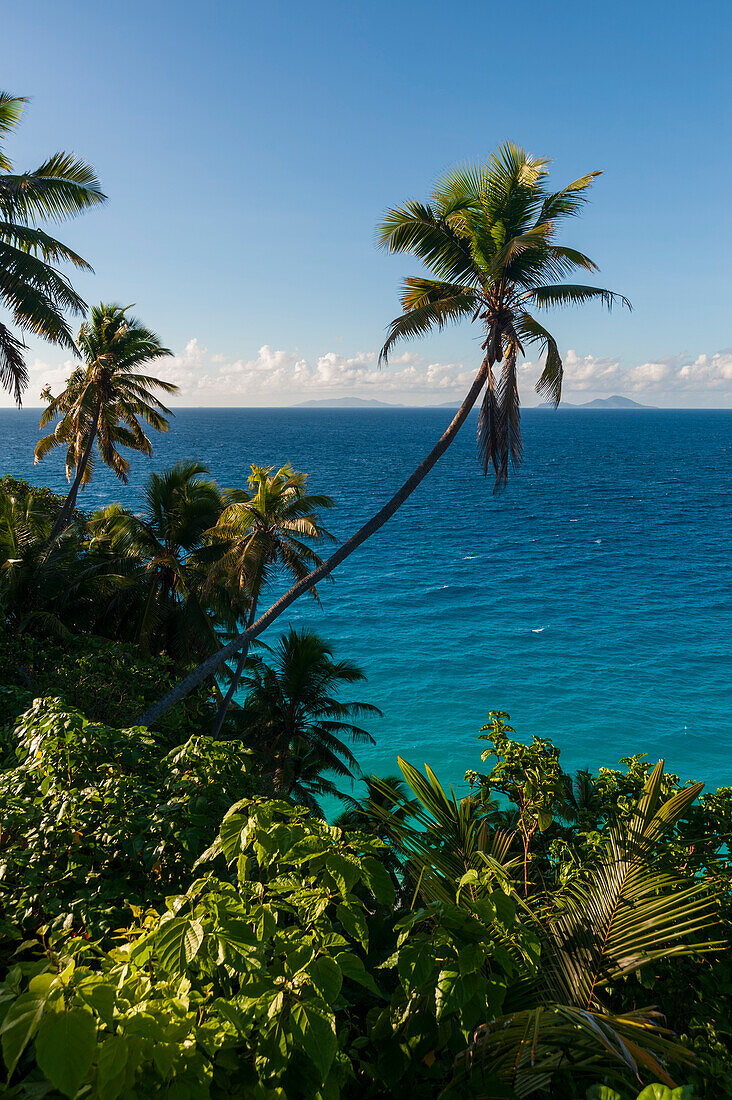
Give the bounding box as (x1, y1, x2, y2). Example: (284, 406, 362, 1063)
(2, 407, 731, 794)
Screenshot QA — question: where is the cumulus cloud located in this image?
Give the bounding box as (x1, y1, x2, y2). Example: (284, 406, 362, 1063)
(5, 341, 731, 409)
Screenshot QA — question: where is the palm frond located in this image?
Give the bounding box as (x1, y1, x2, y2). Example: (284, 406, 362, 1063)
(529, 284, 632, 311)
(0, 321, 27, 404)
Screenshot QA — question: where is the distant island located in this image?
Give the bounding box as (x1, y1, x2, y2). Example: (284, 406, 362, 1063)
(539, 395, 654, 410)
(295, 397, 405, 408)
(295, 394, 654, 410)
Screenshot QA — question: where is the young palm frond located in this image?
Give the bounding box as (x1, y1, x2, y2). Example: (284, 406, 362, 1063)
(451, 762, 722, 1095)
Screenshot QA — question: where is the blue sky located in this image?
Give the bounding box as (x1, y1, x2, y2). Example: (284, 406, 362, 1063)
(4, 0, 731, 406)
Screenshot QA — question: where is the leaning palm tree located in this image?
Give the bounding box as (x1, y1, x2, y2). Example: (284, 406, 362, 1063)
(0, 92, 105, 404)
(238, 627, 380, 800)
(35, 303, 176, 540)
(207, 464, 335, 737)
(88, 460, 224, 659)
(138, 144, 628, 727)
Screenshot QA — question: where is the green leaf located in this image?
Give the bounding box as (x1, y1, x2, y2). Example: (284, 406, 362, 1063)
(585, 1086, 622, 1100)
(458, 943, 485, 975)
(435, 968, 481, 1019)
(635, 1088, 694, 1100)
(325, 852, 360, 898)
(1, 991, 46, 1078)
(155, 917, 205, 973)
(35, 1009, 97, 1098)
(219, 811, 248, 863)
(336, 904, 368, 949)
(307, 956, 342, 1002)
(290, 1001, 337, 1080)
(215, 919, 260, 972)
(337, 952, 381, 996)
(397, 941, 434, 993)
(96, 1035, 128, 1100)
(361, 856, 395, 907)
(283, 835, 329, 865)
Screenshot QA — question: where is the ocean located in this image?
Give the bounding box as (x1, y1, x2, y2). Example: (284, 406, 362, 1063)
(2, 406, 730, 794)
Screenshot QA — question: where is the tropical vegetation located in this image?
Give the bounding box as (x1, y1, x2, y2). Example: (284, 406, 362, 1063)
(2, 94, 726, 1099)
(0, 688, 729, 1098)
(0, 92, 105, 404)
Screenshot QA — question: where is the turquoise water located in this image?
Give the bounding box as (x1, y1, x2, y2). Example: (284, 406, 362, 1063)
(2, 407, 730, 791)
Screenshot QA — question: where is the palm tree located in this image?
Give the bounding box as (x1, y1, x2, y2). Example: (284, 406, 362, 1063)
(35, 303, 176, 540)
(137, 144, 629, 727)
(88, 461, 224, 659)
(239, 627, 380, 801)
(0, 92, 105, 404)
(207, 465, 335, 737)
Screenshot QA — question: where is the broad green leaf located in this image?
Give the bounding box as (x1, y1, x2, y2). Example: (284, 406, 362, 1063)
(585, 1085, 621, 1099)
(458, 943, 485, 975)
(361, 857, 395, 907)
(215, 919, 260, 972)
(155, 917, 205, 973)
(219, 811, 248, 863)
(435, 968, 481, 1019)
(336, 904, 368, 949)
(635, 1088, 694, 1100)
(290, 1001, 337, 1080)
(337, 952, 381, 996)
(96, 1035, 128, 1100)
(1, 991, 46, 1078)
(78, 981, 116, 1029)
(397, 941, 434, 993)
(35, 1009, 97, 1098)
(283, 835, 329, 864)
(307, 956, 342, 1003)
(325, 852, 360, 898)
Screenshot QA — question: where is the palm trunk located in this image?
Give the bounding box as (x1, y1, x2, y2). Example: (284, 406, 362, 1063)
(209, 594, 259, 738)
(136, 360, 490, 728)
(47, 412, 99, 541)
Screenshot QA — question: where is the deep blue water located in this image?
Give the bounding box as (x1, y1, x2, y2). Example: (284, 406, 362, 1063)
(2, 407, 730, 793)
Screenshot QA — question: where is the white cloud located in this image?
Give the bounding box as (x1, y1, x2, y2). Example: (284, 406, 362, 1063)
(627, 361, 672, 385)
(5, 341, 732, 409)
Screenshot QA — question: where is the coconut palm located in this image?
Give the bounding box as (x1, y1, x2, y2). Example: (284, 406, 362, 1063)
(0, 92, 105, 404)
(239, 627, 380, 798)
(207, 465, 335, 737)
(35, 303, 176, 539)
(88, 460, 224, 659)
(138, 144, 629, 728)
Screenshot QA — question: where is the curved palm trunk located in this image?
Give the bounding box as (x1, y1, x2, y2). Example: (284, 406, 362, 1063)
(136, 359, 490, 728)
(209, 594, 259, 738)
(47, 409, 99, 541)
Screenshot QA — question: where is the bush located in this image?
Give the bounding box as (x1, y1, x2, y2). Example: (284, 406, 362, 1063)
(0, 626, 215, 736)
(0, 697, 257, 951)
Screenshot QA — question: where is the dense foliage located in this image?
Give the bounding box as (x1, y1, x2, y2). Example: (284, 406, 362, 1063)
(0, 102, 724, 1097)
(0, 694, 729, 1098)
